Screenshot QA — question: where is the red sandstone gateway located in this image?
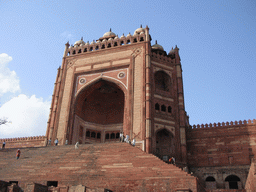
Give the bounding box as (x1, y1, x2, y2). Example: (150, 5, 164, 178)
(0, 26, 255, 191)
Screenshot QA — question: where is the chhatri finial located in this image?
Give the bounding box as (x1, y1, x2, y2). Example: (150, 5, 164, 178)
(110, 28, 112, 32)
(140, 24, 142, 28)
(81, 37, 83, 40)
(155, 40, 157, 44)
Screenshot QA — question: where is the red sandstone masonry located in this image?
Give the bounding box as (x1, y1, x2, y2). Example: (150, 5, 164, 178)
(0, 143, 202, 191)
(0, 136, 46, 149)
(187, 119, 256, 167)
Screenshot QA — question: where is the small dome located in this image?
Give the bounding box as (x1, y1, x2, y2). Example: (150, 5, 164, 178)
(102, 39, 107, 42)
(127, 32, 131, 37)
(108, 38, 113, 41)
(74, 37, 85, 46)
(114, 35, 119, 40)
(152, 40, 164, 51)
(103, 28, 116, 37)
(134, 25, 145, 35)
(168, 48, 175, 55)
(120, 33, 125, 38)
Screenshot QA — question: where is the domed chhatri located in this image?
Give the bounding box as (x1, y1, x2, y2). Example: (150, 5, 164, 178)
(134, 24, 145, 35)
(151, 40, 164, 51)
(168, 47, 175, 55)
(103, 28, 116, 37)
(74, 37, 85, 46)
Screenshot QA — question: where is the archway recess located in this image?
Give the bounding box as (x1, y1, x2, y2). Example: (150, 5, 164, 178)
(73, 80, 125, 144)
(155, 128, 175, 161)
(225, 175, 241, 189)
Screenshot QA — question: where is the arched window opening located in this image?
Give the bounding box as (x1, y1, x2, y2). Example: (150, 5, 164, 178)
(161, 105, 166, 112)
(114, 42, 118, 47)
(120, 41, 124, 45)
(89, 47, 93, 51)
(97, 132, 101, 139)
(72, 50, 76, 54)
(116, 132, 120, 139)
(110, 133, 115, 139)
(155, 103, 160, 110)
(95, 46, 99, 50)
(154, 71, 171, 92)
(101, 44, 105, 49)
(86, 131, 90, 137)
(133, 38, 137, 43)
(225, 175, 240, 189)
(105, 133, 109, 140)
(84, 48, 87, 52)
(78, 49, 81, 53)
(140, 37, 144, 42)
(67, 52, 70, 56)
(206, 176, 216, 182)
(126, 40, 130, 44)
(91, 132, 96, 138)
(168, 106, 172, 113)
(107, 43, 111, 48)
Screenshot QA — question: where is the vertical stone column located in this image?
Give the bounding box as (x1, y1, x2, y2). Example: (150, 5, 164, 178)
(145, 26, 152, 153)
(175, 47, 187, 164)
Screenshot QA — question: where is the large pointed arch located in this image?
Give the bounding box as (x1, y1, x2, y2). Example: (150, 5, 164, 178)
(69, 78, 128, 144)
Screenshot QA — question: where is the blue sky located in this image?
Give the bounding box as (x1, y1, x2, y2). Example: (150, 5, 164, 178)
(0, 0, 255, 138)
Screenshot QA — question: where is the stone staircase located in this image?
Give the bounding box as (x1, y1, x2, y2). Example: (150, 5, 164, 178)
(0, 142, 202, 191)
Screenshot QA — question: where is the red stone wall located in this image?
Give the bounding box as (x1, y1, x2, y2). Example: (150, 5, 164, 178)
(187, 119, 256, 167)
(0, 136, 46, 149)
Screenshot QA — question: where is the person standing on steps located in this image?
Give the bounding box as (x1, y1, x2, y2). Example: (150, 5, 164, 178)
(16, 149, 21, 159)
(126, 134, 129, 143)
(132, 139, 136, 147)
(2, 141, 5, 149)
(54, 138, 58, 146)
(120, 132, 123, 142)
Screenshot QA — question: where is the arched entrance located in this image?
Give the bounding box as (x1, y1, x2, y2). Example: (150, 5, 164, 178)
(72, 80, 125, 144)
(225, 175, 241, 189)
(155, 128, 175, 161)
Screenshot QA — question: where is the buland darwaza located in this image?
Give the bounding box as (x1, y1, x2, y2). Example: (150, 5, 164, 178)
(0, 26, 255, 191)
(46, 25, 188, 164)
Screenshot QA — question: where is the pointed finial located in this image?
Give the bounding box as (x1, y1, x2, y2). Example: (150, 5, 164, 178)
(146, 25, 149, 29)
(110, 28, 112, 32)
(155, 40, 157, 44)
(81, 37, 83, 40)
(140, 24, 142, 28)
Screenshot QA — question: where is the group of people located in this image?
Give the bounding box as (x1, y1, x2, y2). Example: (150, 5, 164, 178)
(47, 138, 59, 146)
(119, 132, 136, 146)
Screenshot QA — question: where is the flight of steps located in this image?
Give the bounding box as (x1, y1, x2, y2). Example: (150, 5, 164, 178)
(0, 143, 201, 191)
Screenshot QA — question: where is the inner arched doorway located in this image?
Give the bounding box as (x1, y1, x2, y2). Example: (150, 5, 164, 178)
(72, 80, 125, 144)
(155, 128, 175, 161)
(225, 175, 241, 189)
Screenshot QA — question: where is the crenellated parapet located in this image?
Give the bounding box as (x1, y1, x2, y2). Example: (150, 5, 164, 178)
(0, 135, 45, 142)
(188, 119, 256, 130)
(66, 32, 146, 57)
(0, 135, 46, 149)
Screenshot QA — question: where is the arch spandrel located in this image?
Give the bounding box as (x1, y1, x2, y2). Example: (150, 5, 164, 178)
(154, 124, 175, 136)
(75, 68, 128, 97)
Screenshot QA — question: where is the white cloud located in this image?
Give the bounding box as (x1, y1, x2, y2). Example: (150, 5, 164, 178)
(0, 94, 50, 138)
(0, 53, 20, 96)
